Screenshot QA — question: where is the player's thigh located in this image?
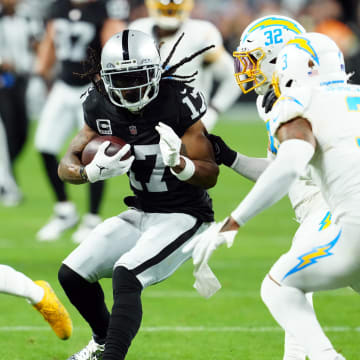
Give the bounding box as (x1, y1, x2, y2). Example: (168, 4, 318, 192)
(270, 223, 360, 292)
(292, 208, 332, 246)
(34, 81, 77, 154)
(115, 212, 209, 289)
(63, 210, 142, 282)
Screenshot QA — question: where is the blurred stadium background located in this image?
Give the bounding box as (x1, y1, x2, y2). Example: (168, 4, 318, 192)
(1, 0, 360, 359)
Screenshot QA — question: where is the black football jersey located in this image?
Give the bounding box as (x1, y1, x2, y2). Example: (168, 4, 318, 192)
(48, 0, 129, 86)
(83, 80, 214, 222)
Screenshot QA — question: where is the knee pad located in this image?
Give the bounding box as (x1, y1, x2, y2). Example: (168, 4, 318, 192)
(112, 266, 142, 298)
(58, 264, 85, 291)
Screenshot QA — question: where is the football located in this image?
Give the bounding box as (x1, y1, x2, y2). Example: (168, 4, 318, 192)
(81, 135, 131, 165)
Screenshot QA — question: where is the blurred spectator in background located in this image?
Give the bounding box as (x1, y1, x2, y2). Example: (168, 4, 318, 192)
(33, 0, 129, 243)
(0, 0, 45, 206)
(130, 0, 241, 131)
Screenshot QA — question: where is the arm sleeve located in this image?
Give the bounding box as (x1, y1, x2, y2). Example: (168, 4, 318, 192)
(230, 153, 270, 182)
(231, 139, 315, 226)
(208, 50, 241, 112)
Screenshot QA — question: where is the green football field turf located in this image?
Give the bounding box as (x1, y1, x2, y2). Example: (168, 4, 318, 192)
(0, 118, 358, 359)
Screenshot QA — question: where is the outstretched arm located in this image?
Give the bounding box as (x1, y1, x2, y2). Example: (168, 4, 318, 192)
(208, 134, 270, 182)
(224, 117, 316, 231)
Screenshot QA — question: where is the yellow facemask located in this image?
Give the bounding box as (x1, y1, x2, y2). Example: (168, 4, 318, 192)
(233, 48, 266, 94)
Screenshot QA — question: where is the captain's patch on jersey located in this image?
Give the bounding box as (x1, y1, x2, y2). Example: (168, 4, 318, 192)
(96, 119, 113, 135)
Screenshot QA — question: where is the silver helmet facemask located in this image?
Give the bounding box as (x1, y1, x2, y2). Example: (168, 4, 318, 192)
(101, 61, 161, 111)
(100, 30, 162, 112)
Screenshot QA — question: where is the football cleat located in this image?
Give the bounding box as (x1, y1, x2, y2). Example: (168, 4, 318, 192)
(0, 184, 23, 207)
(37, 201, 79, 241)
(67, 338, 105, 360)
(33, 280, 72, 340)
(72, 213, 102, 244)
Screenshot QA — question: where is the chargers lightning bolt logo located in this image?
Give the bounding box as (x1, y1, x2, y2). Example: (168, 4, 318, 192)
(243, 17, 303, 41)
(319, 211, 332, 231)
(283, 230, 341, 280)
(286, 37, 320, 65)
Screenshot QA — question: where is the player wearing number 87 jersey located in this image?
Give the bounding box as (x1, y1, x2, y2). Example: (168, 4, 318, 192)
(33, 0, 129, 243)
(57, 30, 218, 360)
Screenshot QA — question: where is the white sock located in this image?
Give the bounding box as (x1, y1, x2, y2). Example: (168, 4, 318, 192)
(283, 293, 313, 360)
(0, 265, 44, 304)
(261, 276, 339, 360)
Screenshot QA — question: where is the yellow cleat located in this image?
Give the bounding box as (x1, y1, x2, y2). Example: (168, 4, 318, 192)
(33, 280, 73, 340)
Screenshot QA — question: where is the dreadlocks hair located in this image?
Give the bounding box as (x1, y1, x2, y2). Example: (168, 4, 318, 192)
(76, 33, 215, 96)
(74, 47, 107, 97)
(161, 32, 215, 84)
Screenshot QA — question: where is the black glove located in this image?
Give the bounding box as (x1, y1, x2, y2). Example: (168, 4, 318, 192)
(262, 87, 278, 113)
(207, 134, 237, 167)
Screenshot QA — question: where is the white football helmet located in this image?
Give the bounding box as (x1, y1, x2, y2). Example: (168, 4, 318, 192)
(100, 30, 162, 112)
(233, 15, 306, 95)
(273, 32, 347, 96)
(146, 0, 194, 30)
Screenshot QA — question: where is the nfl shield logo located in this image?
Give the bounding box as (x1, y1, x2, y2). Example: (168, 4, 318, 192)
(129, 125, 137, 136)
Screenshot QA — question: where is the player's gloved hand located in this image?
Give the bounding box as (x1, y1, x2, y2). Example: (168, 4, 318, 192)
(262, 87, 278, 113)
(183, 218, 237, 266)
(155, 122, 182, 167)
(207, 134, 237, 167)
(85, 141, 134, 183)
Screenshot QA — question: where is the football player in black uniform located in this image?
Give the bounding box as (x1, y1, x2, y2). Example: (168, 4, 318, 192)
(57, 30, 219, 360)
(33, 0, 129, 243)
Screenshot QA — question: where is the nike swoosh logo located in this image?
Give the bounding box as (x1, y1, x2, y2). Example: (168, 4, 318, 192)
(247, 39, 254, 43)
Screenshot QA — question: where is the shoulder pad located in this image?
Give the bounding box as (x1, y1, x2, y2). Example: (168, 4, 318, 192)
(105, 0, 129, 20)
(266, 87, 312, 138)
(82, 87, 102, 110)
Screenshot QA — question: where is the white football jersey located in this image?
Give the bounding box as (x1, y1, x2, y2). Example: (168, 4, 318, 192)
(268, 83, 360, 224)
(129, 18, 223, 103)
(256, 95, 322, 223)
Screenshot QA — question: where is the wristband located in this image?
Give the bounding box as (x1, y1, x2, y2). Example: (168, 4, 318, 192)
(170, 156, 195, 181)
(79, 165, 88, 182)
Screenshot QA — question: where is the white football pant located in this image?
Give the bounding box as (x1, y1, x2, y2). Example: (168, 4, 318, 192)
(63, 209, 209, 288)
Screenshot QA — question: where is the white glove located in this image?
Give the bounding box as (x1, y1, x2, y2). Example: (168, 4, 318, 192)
(155, 122, 182, 167)
(85, 141, 134, 183)
(182, 219, 237, 298)
(183, 218, 237, 266)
